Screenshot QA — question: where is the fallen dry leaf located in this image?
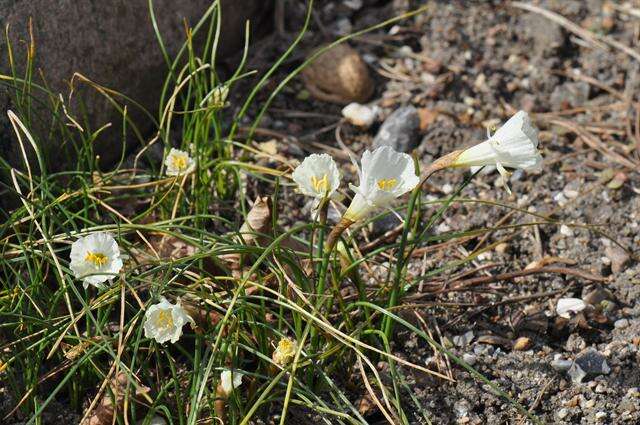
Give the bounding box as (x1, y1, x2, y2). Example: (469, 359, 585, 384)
(82, 372, 150, 425)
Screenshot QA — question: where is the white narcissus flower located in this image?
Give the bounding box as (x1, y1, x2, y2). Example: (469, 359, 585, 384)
(291, 153, 340, 199)
(272, 337, 298, 366)
(143, 297, 195, 344)
(164, 148, 195, 176)
(343, 146, 419, 222)
(69, 232, 123, 289)
(218, 370, 243, 397)
(452, 111, 542, 190)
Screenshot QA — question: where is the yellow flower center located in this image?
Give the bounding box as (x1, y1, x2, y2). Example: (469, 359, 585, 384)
(273, 338, 297, 365)
(278, 338, 296, 356)
(156, 310, 174, 329)
(171, 154, 188, 171)
(376, 178, 397, 191)
(310, 174, 329, 193)
(85, 251, 108, 268)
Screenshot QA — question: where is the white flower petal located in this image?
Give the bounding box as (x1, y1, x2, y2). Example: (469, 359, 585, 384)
(344, 146, 418, 221)
(220, 370, 243, 396)
(164, 148, 195, 176)
(292, 153, 341, 199)
(454, 110, 542, 172)
(143, 297, 193, 344)
(69, 232, 123, 289)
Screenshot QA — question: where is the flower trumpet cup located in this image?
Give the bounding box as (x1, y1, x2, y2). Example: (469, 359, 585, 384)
(325, 146, 418, 251)
(429, 111, 542, 192)
(291, 153, 341, 200)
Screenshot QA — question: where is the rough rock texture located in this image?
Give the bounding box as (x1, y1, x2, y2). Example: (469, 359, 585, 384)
(372, 105, 421, 152)
(0, 0, 272, 172)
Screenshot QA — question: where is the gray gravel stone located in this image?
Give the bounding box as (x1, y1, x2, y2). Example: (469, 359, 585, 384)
(372, 105, 421, 153)
(551, 354, 573, 372)
(462, 353, 477, 366)
(568, 348, 610, 383)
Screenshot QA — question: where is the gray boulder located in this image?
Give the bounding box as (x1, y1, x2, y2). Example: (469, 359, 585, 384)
(0, 0, 272, 173)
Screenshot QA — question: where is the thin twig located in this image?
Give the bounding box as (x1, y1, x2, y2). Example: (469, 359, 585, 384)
(439, 266, 607, 293)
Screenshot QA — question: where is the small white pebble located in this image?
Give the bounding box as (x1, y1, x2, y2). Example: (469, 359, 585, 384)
(563, 186, 579, 199)
(436, 222, 451, 233)
(462, 353, 477, 365)
(595, 411, 607, 421)
(477, 252, 492, 261)
(557, 298, 586, 318)
(554, 192, 568, 206)
(441, 183, 454, 195)
(557, 408, 569, 419)
(341, 103, 377, 128)
(614, 319, 629, 329)
(388, 25, 401, 35)
(551, 355, 573, 372)
(560, 224, 574, 237)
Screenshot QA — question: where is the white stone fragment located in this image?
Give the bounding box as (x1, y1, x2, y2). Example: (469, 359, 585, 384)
(556, 298, 586, 319)
(341, 103, 378, 128)
(560, 224, 574, 237)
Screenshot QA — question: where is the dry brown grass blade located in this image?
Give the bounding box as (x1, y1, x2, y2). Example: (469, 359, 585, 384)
(441, 266, 608, 293)
(355, 355, 396, 424)
(81, 372, 150, 425)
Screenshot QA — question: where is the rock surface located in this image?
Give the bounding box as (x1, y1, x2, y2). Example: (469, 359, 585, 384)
(372, 105, 421, 152)
(568, 348, 610, 383)
(302, 43, 374, 105)
(0, 0, 272, 172)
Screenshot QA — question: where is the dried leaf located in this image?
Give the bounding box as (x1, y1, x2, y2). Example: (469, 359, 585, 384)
(82, 372, 150, 425)
(418, 108, 439, 131)
(239, 196, 272, 245)
(64, 337, 102, 360)
(258, 140, 278, 156)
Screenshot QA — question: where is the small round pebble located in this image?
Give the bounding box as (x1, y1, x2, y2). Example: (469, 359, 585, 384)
(462, 353, 477, 366)
(557, 408, 569, 419)
(614, 318, 629, 329)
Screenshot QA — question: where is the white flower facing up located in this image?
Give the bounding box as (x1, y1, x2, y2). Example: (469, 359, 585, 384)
(218, 370, 244, 398)
(291, 153, 341, 200)
(452, 110, 542, 192)
(70, 232, 123, 289)
(143, 297, 194, 344)
(272, 337, 298, 366)
(164, 148, 195, 176)
(343, 146, 419, 222)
